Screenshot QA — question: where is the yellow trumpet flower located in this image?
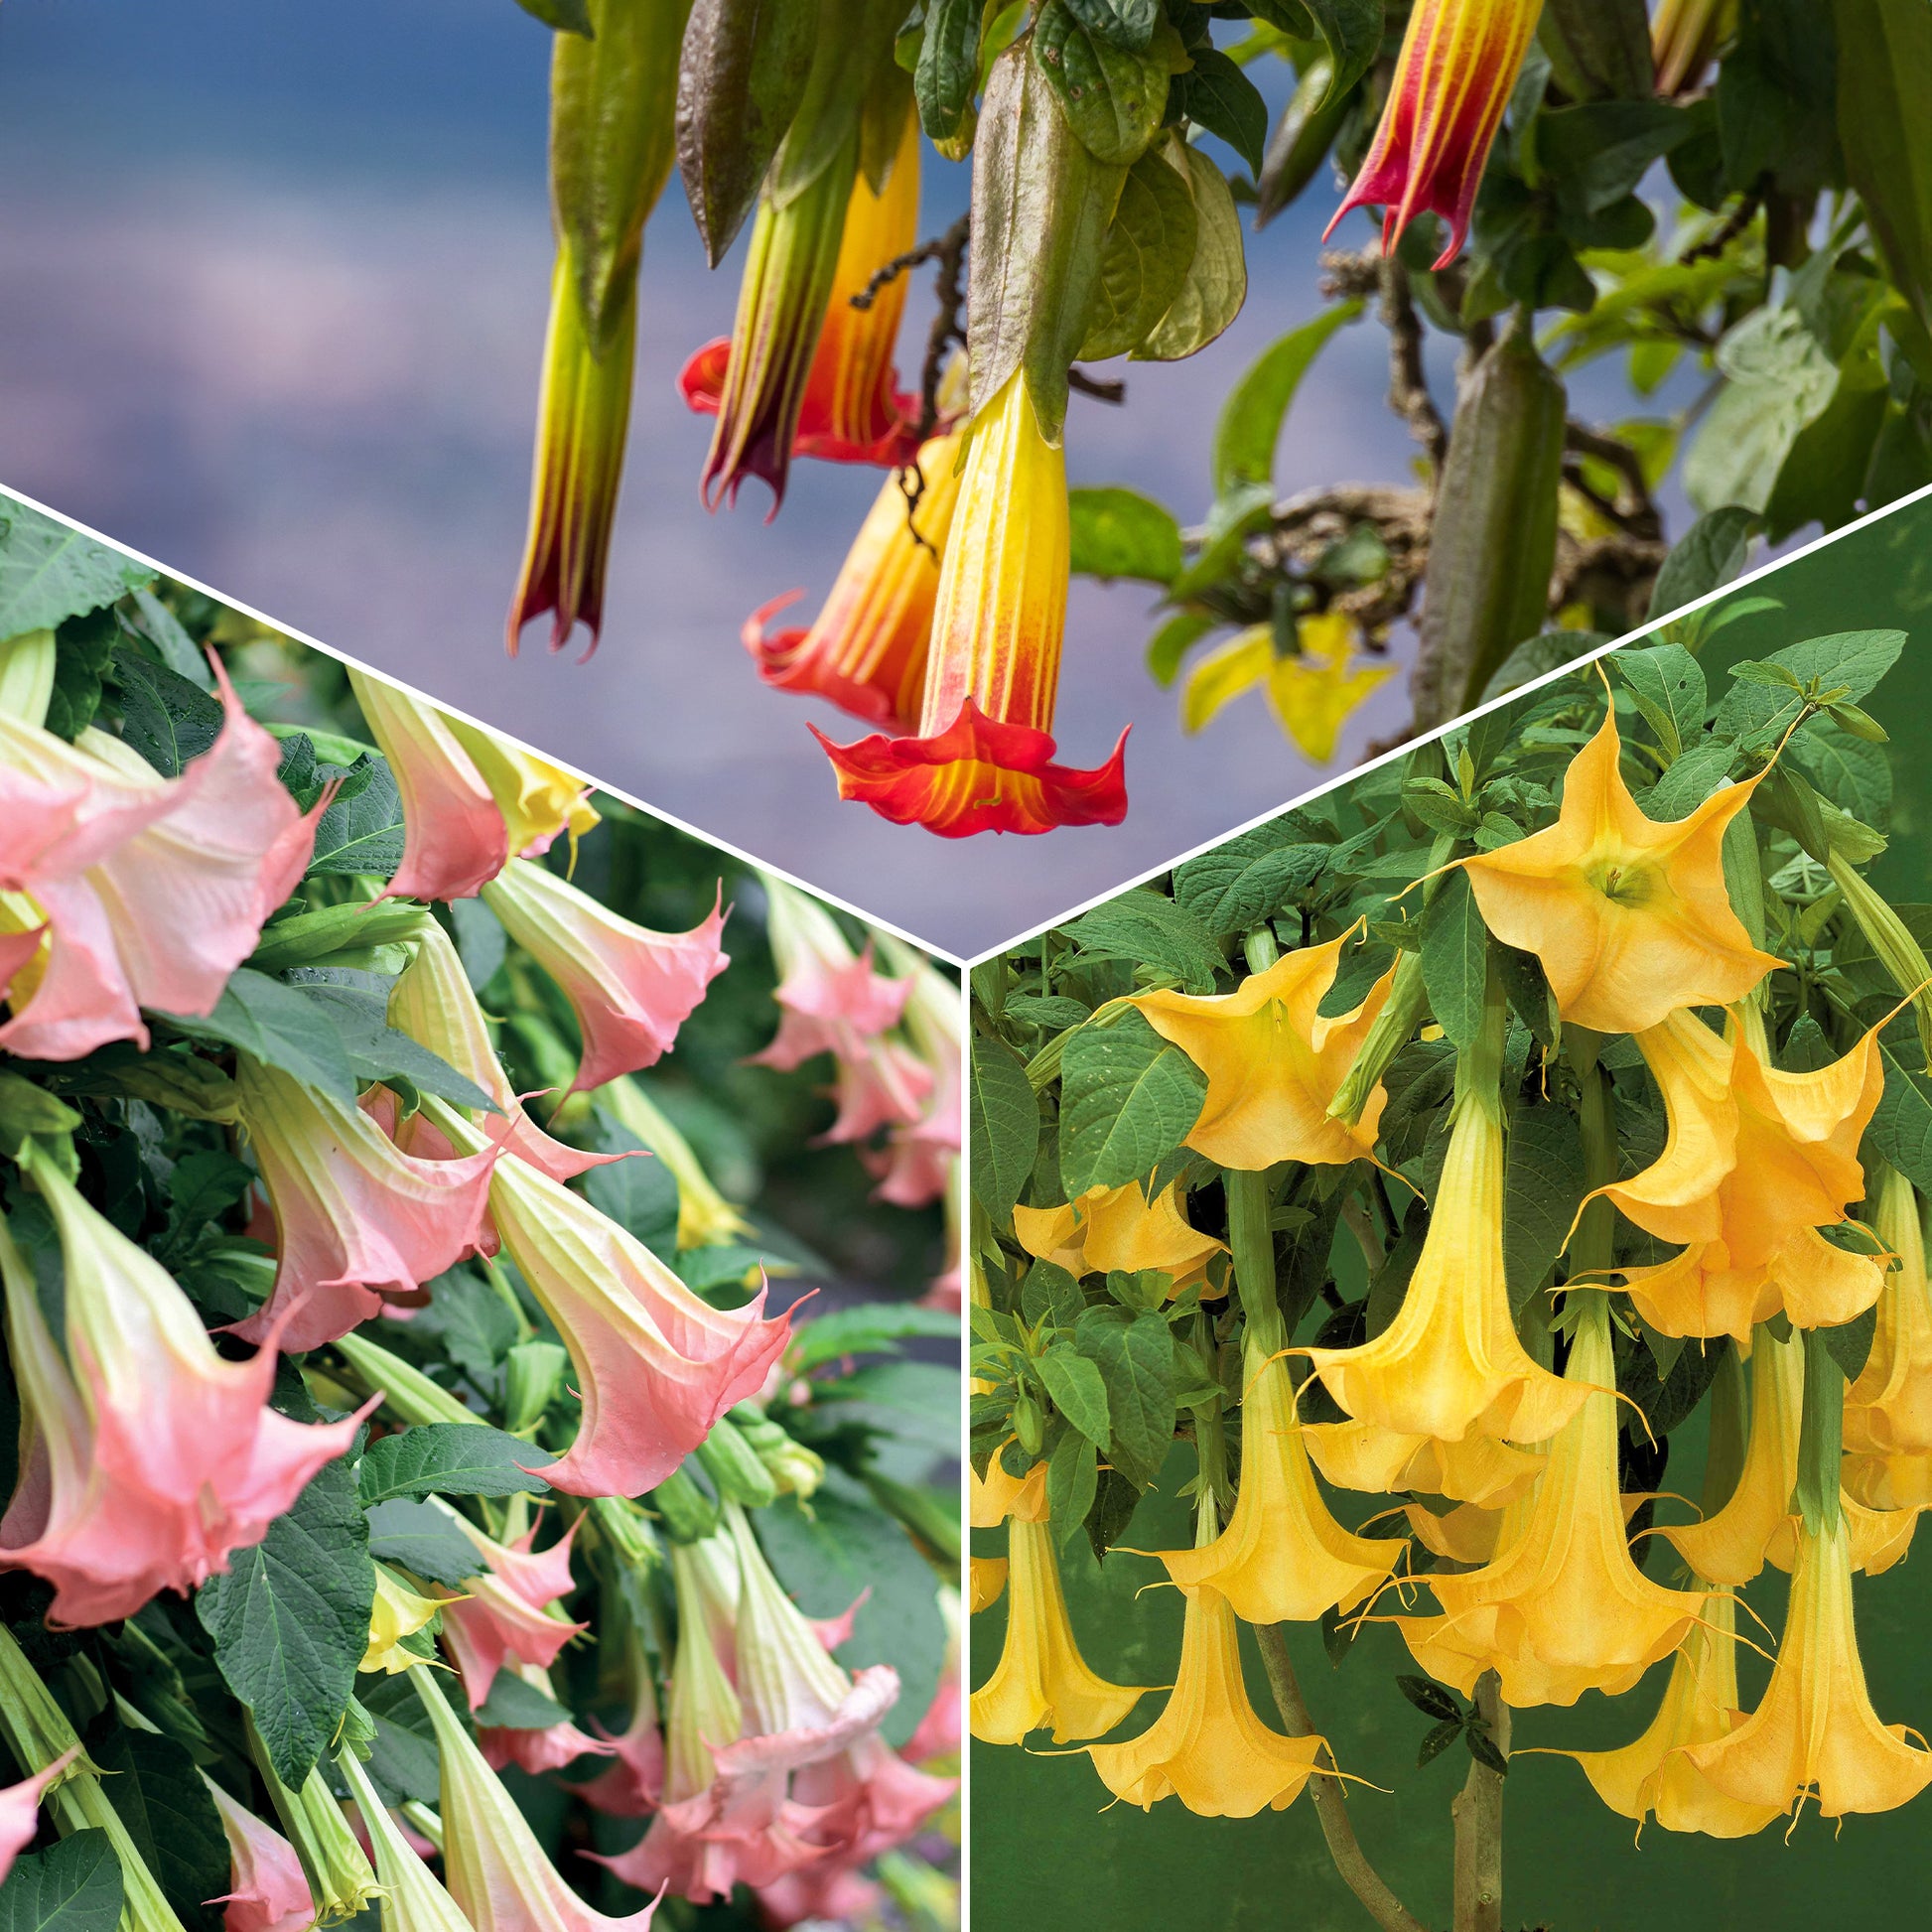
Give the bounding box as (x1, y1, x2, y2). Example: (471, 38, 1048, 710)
(969, 1558, 1010, 1614)
(1404, 1499, 1508, 1565)
(1305, 1075, 1584, 1447)
(1764, 1492, 1923, 1578)
(1398, 1295, 1708, 1707)
(1085, 1555, 1327, 1817)
(1847, 1165, 1932, 1454)
(1542, 1589, 1780, 1838)
(1303, 1418, 1543, 1508)
(1847, 1447, 1932, 1511)
(969, 1455, 1045, 1530)
(360, 1564, 448, 1676)
(1157, 1351, 1402, 1625)
(970, 1516, 1151, 1745)
(1688, 1511, 1932, 1820)
(1128, 931, 1396, 1172)
(1013, 1178, 1228, 1297)
(1460, 705, 1779, 1035)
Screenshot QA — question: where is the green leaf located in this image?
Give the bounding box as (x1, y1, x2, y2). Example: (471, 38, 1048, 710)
(788, 1302, 962, 1373)
(1301, 0, 1384, 99)
(92, 1729, 227, 1932)
(915, 0, 982, 139)
(1062, 0, 1158, 51)
(1418, 1717, 1465, 1767)
(1074, 1306, 1173, 1489)
(1067, 486, 1182, 584)
(1421, 869, 1488, 1052)
(1502, 1099, 1587, 1311)
(1045, 1426, 1099, 1544)
(1647, 505, 1755, 620)
(1059, 889, 1224, 993)
(197, 1453, 374, 1788)
(1033, 0, 1169, 166)
(293, 985, 495, 1112)
(1715, 629, 1907, 744)
(1684, 306, 1839, 516)
(473, 1671, 572, 1731)
(1172, 47, 1267, 176)
(1080, 149, 1199, 361)
(1465, 1726, 1509, 1776)
(307, 758, 406, 878)
(357, 1424, 554, 1506)
(357, 1674, 443, 1807)
(1537, 100, 1698, 217)
(757, 1471, 946, 1750)
(1020, 1258, 1088, 1327)
(0, 1831, 122, 1932)
(1615, 642, 1706, 761)
(163, 969, 358, 1105)
(109, 644, 224, 779)
(1822, 1302, 1879, 1382)
(0, 502, 152, 639)
(1211, 302, 1361, 494)
(1867, 1041, 1932, 1197)
(1173, 824, 1328, 935)
(583, 1117, 679, 1259)
(970, 1033, 1039, 1219)
(363, 1497, 483, 1587)
(1037, 1342, 1113, 1446)
(1397, 1673, 1462, 1722)
(1136, 145, 1247, 362)
(1058, 1011, 1207, 1197)
(513, 0, 593, 29)
(127, 588, 212, 688)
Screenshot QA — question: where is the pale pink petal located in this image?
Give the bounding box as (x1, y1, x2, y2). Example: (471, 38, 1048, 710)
(205, 1778, 316, 1932)
(0, 1748, 77, 1886)
(480, 1721, 615, 1776)
(817, 1039, 932, 1147)
(0, 878, 148, 1058)
(575, 1693, 665, 1819)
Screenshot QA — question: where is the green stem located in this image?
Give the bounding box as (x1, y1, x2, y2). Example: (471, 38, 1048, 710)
(1569, 1056, 1618, 1279)
(1225, 1169, 1284, 1359)
(1703, 1338, 1749, 1516)
(1794, 1327, 1846, 1536)
(1329, 951, 1431, 1128)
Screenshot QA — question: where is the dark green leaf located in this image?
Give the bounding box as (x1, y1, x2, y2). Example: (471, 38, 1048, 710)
(356, 1675, 441, 1808)
(582, 1116, 679, 1258)
(474, 1670, 572, 1730)
(1465, 1726, 1509, 1775)
(1504, 1099, 1587, 1311)
(1067, 486, 1183, 584)
(1062, 0, 1159, 51)
(1172, 47, 1267, 176)
(971, 1034, 1039, 1219)
(1058, 1011, 1206, 1197)
(357, 1425, 554, 1506)
(916, 0, 982, 139)
(0, 503, 151, 639)
(1084, 1462, 1142, 1561)
(307, 758, 405, 878)
(1034, 0, 1169, 165)
(109, 644, 223, 779)
(363, 1497, 483, 1587)
(1301, 0, 1383, 98)
(1045, 1426, 1099, 1545)
(1173, 824, 1328, 934)
(294, 986, 496, 1112)
(1397, 1674, 1462, 1721)
(1418, 1717, 1464, 1767)
(1822, 1303, 1879, 1382)
(0, 1831, 122, 1932)
(1037, 1343, 1113, 1446)
(92, 1730, 226, 1932)
(1615, 642, 1705, 761)
(1021, 1258, 1089, 1328)
(1075, 1306, 1173, 1489)
(163, 969, 357, 1105)
(1421, 869, 1488, 1052)
(1059, 890, 1223, 993)
(1648, 505, 1756, 619)
(1135, 145, 1247, 361)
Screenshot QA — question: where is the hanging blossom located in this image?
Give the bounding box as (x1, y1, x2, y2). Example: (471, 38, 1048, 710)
(338, 1746, 474, 1932)
(481, 858, 728, 1093)
(0, 1748, 77, 1887)
(434, 1504, 586, 1711)
(0, 655, 323, 1060)
(348, 667, 598, 903)
(480, 1664, 616, 1778)
(1013, 1176, 1227, 1298)
(862, 940, 963, 1212)
(204, 1776, 318, 1932)
(0, 1145, 369, 1625)
(574, 1628, 665, 1818)
(229, 1054, 501, 1353)
(425, 1101, 792, 1496)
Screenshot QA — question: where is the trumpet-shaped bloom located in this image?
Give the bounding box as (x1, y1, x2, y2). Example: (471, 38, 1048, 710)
(814, 373, 1128, 838)
(1609, 1007, 1887, 1341)
(1542, 1589, 1780, 1838)
(1459, 707, 1779, 1035)
(206, 1777, 319, 1932)
(1305, 1084, 1585, 1445)
(230, 1055, 501, 1352)
(0, 1153, 367, 1625)
(1013, 1179, 1228, 1297)
(1129, 933, 1395, 1172)
(0, 660, 322, 1060)
(388, 919, 614, 1185)
(746, 432, 963, 731)
(1326, 0, 1548, 266)
(437, 1512, 586, 1710)
(1661, 1328, 1801, 1585)
(574, 1633, 665, 1818)
(0, 1750, 77, 1888)
(436, 1113, 791, 1496)
(863, 943, 963, 1210)
(1303, 1418, 1543, 1508)
(362, 1562, 446, 1674)
(480, 859, 727, 1094)
(481, 1698, 615, 1777)
(1688, 1513, 1932, 1819)
(1086, 1582, 1327, 1817)
(338, 1747, 474, 1932)
(685, 109, 923, 505)
(969, 1455, 1045, 1530)
(1157, 1352, 1400, 1624)
(969, 1557, 1008, 1612)
(1397, 1297, 1708, 1707)
(1848, 1166, 1932, 1454)
(1764, 1491, 1924, 1578)
(415, 1667, 664, 1932)
(347, 669, 596, 901)
(1404, 1499, 1506, 1565)
(971, 1516, 1151, 1745)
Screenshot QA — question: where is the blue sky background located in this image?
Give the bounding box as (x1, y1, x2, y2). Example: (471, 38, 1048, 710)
(0, 0, 1638, 956)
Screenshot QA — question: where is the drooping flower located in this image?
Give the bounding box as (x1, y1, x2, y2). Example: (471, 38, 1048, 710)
(1608, 1006, 1888, 1342)
(573, 1631, 665, 1818)
(1459, 705, 1779, 1035)
(435, 1510, 586, 1711)
(1157, 1350, 1401, 1624)
(686, 102, 923, 507)
(1397, 1294, 1708, 1708)
(479, 1667, 615, 1777)
(1178, 613, 1394, 762)
(1302, 1418, 1543, 1508)
(480, 859, 728, 1093)
(414, 1667, 664, 1932)
(969, 1454, 1045, 1531)
(338, 1745, 475, 1932)
(0, 1749, 77, 1888)
(0, 658, 323, 1060)
(427, 1108, 792, 1496)
(1013, 1178, 1228, 1298)
(1847, 1164, 1932, 1455)
(1326, 0, 1548, 267)
(971, 1514, 1152, 1745)
(862, 940, 963, 1211)
(745, 431, 964, 730)
(0, 1150, 368, 1626)
(347, 669, 597, 902)
(1688, 1511, 1932, 1819)
(1538, 1588, 1780, 1838)
(814, 372, 1129, 838)
(969, 1558, 1008, 1613)
(229, 1054, 501, 1352)
(362, 1562, 446, 1675)
(1304, 1071, 1585, 1446)
(205, 1776, 320, 1932)
(1128, 932, 1397, 1172)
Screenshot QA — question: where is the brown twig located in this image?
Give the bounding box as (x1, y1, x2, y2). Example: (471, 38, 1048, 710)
(888, 215, 972, 549)
(1680, 189, 1762, 266)
(1252, 1624, 1431, 1932)
(1068, 367, 1127, 404)
(1564, 420, 1664, 541)
(1380, 257, 1449, 475)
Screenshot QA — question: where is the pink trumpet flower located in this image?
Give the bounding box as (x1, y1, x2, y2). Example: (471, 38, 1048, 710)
(748, 878, 912, 1069)
(574, 1634, 666, 1818)
(204, 1776, 318, 1932)
(413, 1666, 666, 1932)
(436, 1510, 586, 1711)
(427, 1105, 792, 1496)
(481, 1712, 616, 1776)
(230, 1056, 501, 1352)
(863, 948, 961, 1211)
(0, 656, 322, 1060)
(388, 918, 621, 1184)
(481, 859, 728, 1093)
(0, 1748, 77, 1885)
(0, 1148, 369, 1625)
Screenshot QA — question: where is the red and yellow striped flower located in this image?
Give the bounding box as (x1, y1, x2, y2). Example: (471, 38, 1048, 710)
(1328, 0, 1546, 266)
(813, 372, 1128, 838)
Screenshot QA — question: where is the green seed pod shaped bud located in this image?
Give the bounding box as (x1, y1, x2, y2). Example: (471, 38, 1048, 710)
(649, 1465, 722, 1545)
(504, 1339, 571, 1438)
(692, 1414, 780, 1509)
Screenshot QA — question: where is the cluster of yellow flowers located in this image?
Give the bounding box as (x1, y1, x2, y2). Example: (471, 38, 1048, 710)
(971, 697, 1932, 1836)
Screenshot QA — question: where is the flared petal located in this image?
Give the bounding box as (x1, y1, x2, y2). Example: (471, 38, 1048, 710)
(206, 1778, 319, 1932)
(1014, 1177, 1228, 1295)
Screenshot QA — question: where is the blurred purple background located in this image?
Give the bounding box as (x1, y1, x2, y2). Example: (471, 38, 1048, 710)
(0, 0, 1619, 958)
